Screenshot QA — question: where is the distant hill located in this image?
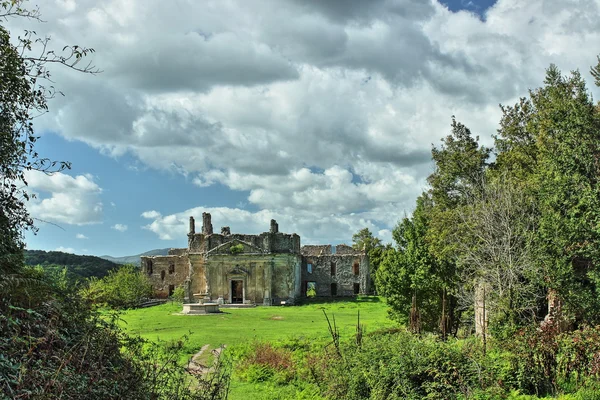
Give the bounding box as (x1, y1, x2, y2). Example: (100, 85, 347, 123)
(99, 248, 170, 266)
(24, 250, 120, 279)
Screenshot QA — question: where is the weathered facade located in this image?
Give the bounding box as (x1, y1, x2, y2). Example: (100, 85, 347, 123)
(141, 213, 370, 305)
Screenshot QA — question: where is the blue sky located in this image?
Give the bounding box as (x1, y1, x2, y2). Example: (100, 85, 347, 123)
(15, 0, 600, 256)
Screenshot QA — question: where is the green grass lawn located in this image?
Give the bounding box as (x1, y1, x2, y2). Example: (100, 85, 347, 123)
(120, 296, 395, 358)
(120, 296, 396, 400)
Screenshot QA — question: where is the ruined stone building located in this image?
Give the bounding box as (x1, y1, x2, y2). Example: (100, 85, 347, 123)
(141, 213, 370, 305)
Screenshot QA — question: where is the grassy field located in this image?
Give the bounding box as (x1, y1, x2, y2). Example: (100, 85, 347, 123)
(120, 296, 396, 399)
(120, 296, 396, 358)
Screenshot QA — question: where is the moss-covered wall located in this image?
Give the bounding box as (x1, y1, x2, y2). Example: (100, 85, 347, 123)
(204, 253, 301, 304)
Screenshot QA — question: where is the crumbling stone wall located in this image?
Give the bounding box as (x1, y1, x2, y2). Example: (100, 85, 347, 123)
(143, 213, 368, 304)
(188, 232, 300, 254)
(168, 248, 187, 256)
(141, 255, 188, 298)
(301, 245, 370, 297)
(301, 245, 331, 257)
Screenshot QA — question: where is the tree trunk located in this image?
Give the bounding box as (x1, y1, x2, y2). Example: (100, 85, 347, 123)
(440, 287, 447, 340)
(410, 290, 420, 334)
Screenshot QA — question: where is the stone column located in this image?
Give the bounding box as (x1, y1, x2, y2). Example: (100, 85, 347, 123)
(270, 219, 279, 233)
(202, 212, 213, 235)
(189, 216, 195, 234)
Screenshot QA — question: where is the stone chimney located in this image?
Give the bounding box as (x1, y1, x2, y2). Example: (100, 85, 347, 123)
(189, 216, 195, 235)
(202, 212, 213, 235)
(221, 226, 231, 236)
(270, 219, 279, 233)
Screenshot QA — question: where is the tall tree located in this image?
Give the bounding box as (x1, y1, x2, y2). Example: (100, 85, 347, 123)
(377, 195, 441, 332)
(494, 63, 600, 326)
(456, 175, 543, 339)
(426, 118, 491, 337)
(352, 227, 388, 290)
(0, 0, 97, 278)
(531, 66, 600, 325)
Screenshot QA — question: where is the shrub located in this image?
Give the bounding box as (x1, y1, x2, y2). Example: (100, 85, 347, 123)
(171, 285, 185, 302)
(230, 244, 244, 254)
(238, 342, 296, 384)
(0, 266, 230, 399)
(81, 264, 152, 309)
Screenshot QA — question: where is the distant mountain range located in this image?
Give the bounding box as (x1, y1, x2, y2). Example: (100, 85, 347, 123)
(99, 248, 170, 266)
(24, 250, 120, 279)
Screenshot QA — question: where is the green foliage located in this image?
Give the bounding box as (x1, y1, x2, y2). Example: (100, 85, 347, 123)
(0, 0, 98, 277)
(352, 227, 389, 289)
(82, 264, 152, 309)
(379, 57, 600, 337)
(230, 244, 244, 254)
(0, 266, 230, 399)
(352, 228, 382, 252)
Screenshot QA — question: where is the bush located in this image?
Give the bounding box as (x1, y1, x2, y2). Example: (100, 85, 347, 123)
(0, 266, 230, 399)
(230, 244, 244, 254)
(238, 342, 296, 384)
(81, 264, 152, 309)
(171, 285, 186, 302)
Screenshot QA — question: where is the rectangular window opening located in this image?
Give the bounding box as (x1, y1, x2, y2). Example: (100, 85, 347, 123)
(354, 283, 360, 295)
(331, 283, 337, 296)
(306, 281, 316, 297)
(146, 260, 153, 275)
(169, 263, 175, 274)
(307, 263, 312, 274)
(353, 262, 360, 276)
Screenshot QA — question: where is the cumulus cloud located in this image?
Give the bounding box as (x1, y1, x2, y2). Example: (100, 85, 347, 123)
(141, 210, 161, 219)
(25, 170, 103, 226)
(112, 224, 128, 232)
(12, 0, 600, 243)
(76, 233, 89, 239)
(143, 205, 400, 245)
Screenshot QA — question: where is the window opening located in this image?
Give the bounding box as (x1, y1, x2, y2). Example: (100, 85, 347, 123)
(161, 270, 165, 281)
(168, 285, 175, 296)
(147, 260, 153, 275)
(306, 281, 316, 297)
(331, 283, 337, 296)
(353, 262, 360, 276)
(354, 283, 360, 295)
(169, 263, 175, 274)
(307, 263, 312, 274)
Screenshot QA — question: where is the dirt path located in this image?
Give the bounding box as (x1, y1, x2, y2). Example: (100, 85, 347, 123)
(187, 345, 224, 375)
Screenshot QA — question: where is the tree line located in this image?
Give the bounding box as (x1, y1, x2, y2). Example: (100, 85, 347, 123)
(369, 58, 600, 344)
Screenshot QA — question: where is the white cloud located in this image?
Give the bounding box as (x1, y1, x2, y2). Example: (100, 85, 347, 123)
(112, 224, 128, 232)
(13, 0, 600, 243)
(76, 233, 89, 239)
(143, 205, 400, 245)
(141, 210, 161, 219)
(25, 170, 103, 226)
(55, 246, 76, 254)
